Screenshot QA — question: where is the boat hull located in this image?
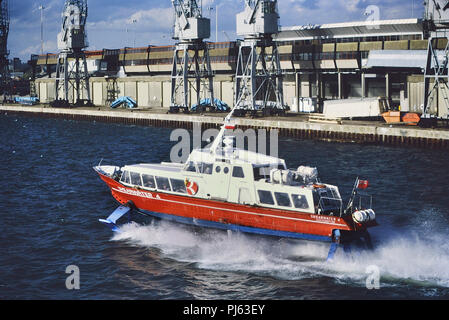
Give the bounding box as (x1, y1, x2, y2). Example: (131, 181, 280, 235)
(97, 170, 366, 243)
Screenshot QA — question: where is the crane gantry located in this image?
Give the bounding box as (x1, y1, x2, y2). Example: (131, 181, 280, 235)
(234, 0, 287, 116)
(53, 0, 92, 107)
(422, 0, 449, 123)
(0, 0, 11, 101)
(170, 0, 215, 113)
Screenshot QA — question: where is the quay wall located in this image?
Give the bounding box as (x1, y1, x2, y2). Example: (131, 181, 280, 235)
(1, 105, 449, 149)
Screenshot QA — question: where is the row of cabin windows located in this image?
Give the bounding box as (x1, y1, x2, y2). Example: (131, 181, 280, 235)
(186, 162, 214, 174)
(185, 162, 245, 178)
(120, 170, 309, 208)
(257, 190, 310, 209)
(120, 171, 187, 194)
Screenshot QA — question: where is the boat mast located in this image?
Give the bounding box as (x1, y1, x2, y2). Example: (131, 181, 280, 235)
(209, 107, 237, 155)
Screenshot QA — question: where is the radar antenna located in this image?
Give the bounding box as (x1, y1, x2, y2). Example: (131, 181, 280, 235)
(53, 0, 92, 107)
(170, 0, 215, 113)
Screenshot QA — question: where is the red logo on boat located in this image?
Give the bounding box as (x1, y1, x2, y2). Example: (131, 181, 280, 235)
(185, 179, 199, 196)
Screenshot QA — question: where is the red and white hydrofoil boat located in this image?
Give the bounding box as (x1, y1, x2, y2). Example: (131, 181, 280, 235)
(94, 111, 378, 260)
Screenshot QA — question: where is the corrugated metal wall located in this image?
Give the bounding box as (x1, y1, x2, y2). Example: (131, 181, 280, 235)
(34, 73, 445, 117)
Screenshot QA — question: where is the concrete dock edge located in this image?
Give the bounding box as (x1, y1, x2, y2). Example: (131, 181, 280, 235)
(2, 105, 449, 149)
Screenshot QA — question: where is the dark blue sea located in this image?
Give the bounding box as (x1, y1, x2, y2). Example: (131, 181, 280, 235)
(1, 112, 449, 300)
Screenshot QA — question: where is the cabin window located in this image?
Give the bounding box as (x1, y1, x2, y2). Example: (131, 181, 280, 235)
(215, 166, 221, 173)
(130, 172, 142, 186)
(253, 167, 263, 180)
(197, 162, 213, 174)
(120, 171, 131, 184)
(170, 179, 187, 194)
(275, 192, 292, 207)
(312, 190, 320, 209)
(258, 190, 275, 205)
(223, 167, 229, 174)
(292, 194, 309, 209)
(156, 176, 172, 191)
(253, 166, 271, 181)
(142, 174, 156, 189)
(232, 166, 245, 178)
(185, 161, 196, 172)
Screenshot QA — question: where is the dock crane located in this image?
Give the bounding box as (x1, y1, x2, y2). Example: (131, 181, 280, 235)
(422, 0, 449, 125)
(0, 0, 11, 102)
(53, 0, 92, 107)
(234, 0, 287, 116)
(170, 0, 215, 113)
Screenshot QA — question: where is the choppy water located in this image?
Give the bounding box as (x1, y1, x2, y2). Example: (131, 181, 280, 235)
(1, 112, 449, 300)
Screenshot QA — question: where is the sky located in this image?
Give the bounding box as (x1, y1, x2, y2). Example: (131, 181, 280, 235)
(7, 0, 424, 61)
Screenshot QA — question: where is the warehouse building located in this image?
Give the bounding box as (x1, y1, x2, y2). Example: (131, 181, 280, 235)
(34, 17, 443, 115)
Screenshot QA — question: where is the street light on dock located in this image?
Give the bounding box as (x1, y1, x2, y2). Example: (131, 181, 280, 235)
(38, 5, 45, 55)
(132, 19, 137, 48)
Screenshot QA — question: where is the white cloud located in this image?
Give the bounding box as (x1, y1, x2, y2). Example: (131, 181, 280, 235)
(8, 0, 426, 60)
(343, 0, 362, 13)
(128, 8, 173, 28)
(88, 7, 173, 33)
(19, 41, 57, 58)
(278, 0, 421, 26)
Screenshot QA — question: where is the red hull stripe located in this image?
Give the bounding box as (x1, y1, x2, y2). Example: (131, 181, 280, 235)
(96, 171, 354, 238)
(136, 208, 332, 242)
(112, 186, 347, 228)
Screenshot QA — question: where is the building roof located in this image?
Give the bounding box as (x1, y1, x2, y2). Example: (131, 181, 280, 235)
(363, 50, 429, 70)
(276, 18, 423, 41)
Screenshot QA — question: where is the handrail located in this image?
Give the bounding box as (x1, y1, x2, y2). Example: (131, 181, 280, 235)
(318, 196, 343, 217)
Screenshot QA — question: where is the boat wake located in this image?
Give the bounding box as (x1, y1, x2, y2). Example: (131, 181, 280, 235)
(111, 219, 449, 289)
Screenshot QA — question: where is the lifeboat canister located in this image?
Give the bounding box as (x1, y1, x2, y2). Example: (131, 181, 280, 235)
(365, 209, 376, 221)
(352, 209, 376, 223)
(353, 210, 367, 223)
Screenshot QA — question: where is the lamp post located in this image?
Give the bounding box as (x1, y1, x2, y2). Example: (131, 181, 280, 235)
(212, 1, 222, 43)
(39, 5, 45, 55)
(132, 19, 137, 47)
(216, 4, 218, 43)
